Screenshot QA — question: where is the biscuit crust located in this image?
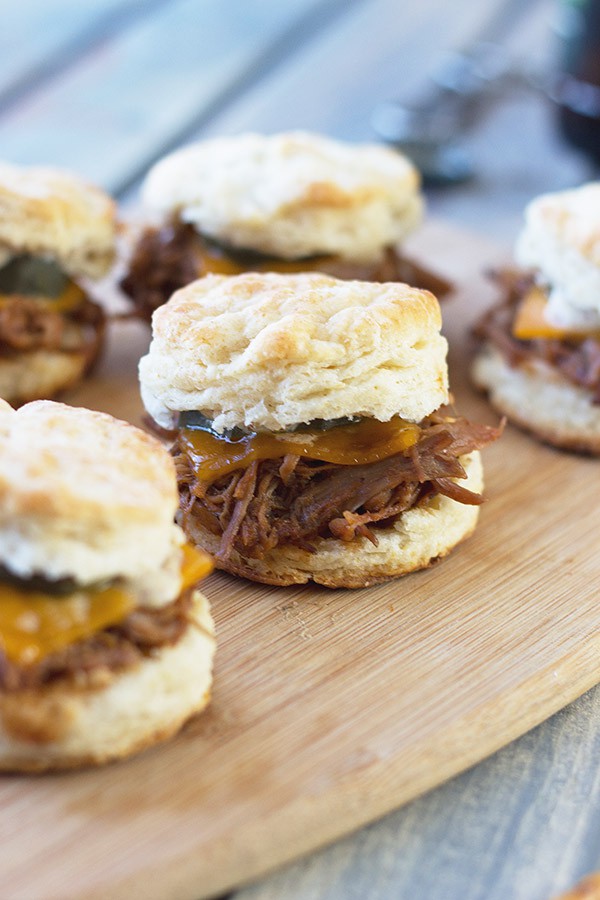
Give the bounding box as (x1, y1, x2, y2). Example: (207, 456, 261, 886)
(0, 349, 91, 406)
(515, 182, 600, 325)
(141, 131, 423, 262)
(0, 161, 116, 279)
(472, 344, 600, 453)
(184, 453, 482, 588)
(139, 271, 448, 432)
(517, 181, 600, 267)
(0, 590, 215, 772)
(0, 400, 181, 583)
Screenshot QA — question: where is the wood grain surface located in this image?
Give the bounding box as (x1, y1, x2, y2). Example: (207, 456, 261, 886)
(1, 221, 599, 900)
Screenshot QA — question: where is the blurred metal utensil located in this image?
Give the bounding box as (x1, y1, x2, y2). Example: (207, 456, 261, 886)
(372, 42, 545, 185)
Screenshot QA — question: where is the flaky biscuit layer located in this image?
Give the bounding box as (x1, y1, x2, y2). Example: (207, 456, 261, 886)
(142, 131, 423, 262)
(139, 271, 448, 432)
(0, 400, 183, 587)
(0, 161, 116, 279)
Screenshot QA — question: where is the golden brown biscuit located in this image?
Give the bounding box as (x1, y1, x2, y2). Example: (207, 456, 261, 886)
(0, 400, 180, 588)
(515, 181, 600, 329)
(0, 400, 215, 771)
(472, 345, 600, 453)
(120, 131, 451, 322)
(0, 349, 92, 407)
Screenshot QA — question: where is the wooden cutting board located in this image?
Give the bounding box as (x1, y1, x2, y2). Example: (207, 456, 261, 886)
(2, 221, 600, 900)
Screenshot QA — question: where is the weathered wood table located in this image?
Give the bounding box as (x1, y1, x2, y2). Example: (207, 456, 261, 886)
(1, 2, 599, 899)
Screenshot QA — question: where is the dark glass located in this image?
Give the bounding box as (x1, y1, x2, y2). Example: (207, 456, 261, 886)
(555, 0, 600, 162)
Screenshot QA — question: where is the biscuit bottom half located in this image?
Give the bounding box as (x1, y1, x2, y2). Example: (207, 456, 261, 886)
(182, 453, 483, 589)
(0, 348, 93, 406)
(0, 591, 215, 772)
(0, 293, 105, 405)
(472, 345, 600, 454)
(471, 267, 600, 454)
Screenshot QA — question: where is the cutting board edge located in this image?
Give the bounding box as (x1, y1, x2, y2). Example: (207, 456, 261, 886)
(71, 637, 600, 900)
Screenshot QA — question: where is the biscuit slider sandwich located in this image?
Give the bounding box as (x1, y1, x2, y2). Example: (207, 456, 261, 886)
(472, 181, 600, 453)
(139, 272, 500, 588)
(0, 161, 117, 405)
(122, 130, 449, 319)
(0, 400, 215, 771)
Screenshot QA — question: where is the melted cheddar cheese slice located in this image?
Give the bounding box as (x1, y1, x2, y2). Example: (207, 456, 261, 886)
(0, 279, 85, 314)
(0, 584, 135, 666)
(180, 542, 214, 587)
(196, 243, 333, 276)
(181, 416, 421, 482)
(0, 543, 213, 666)
(512, 286, 600, 341)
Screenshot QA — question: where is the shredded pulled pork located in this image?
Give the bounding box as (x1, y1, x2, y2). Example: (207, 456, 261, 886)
(473, 268, 600, 403)
(121, 222, 452, 320)
(121, 223, 202, 320)
(0, 591, 194, 692)
(0, 294, 105, 365)
(317, 250, 452, 298)
(174, 411, 501, 562)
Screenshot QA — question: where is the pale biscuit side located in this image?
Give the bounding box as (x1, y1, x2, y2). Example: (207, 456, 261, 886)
(472, 344, 600, 453)
(0, 350, 91, 407)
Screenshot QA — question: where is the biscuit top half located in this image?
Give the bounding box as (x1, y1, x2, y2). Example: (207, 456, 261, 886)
(141, 131, 423, 263)
(0, 162, 116, 279)
(0, 400, 182, 588)
(139, 271, 448, 433)
(515, 181, 600, 327)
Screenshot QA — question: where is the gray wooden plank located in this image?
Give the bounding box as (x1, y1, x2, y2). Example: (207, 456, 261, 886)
(0, 0, 166, 100)
(0, 0, 349, 191)
(194, 0, 534, 140)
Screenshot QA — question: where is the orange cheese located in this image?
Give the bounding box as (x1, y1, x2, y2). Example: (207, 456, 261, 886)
(0, 543, 213, 666)
(196, 244, 247, 275)
(0, 583, 135, 666)
(181, 416, 421, 482)
(512, 286, 599, 341)
(249, 255, 333, 274)
(180, 542, 214, 587)
(196, 243, 333, 276)
(0, 279, 85, 313)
